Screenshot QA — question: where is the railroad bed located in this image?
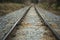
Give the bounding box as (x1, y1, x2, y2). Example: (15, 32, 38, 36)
(6, 7, 57, 40)
(35, 6, 60, 40)
(0, 6, 30, 40)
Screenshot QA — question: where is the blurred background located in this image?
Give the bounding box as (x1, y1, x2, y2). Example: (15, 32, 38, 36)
(0, 0, 60, 16)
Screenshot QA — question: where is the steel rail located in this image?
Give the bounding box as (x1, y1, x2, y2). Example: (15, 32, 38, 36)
(3, 6, 31, 40)
(35, 6, 60, 40)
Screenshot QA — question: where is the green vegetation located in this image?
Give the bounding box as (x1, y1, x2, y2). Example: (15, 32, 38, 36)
(38, 3, 60, 15)
(38, 0, 60, 15)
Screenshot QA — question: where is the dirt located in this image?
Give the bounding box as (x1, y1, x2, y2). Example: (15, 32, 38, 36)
(6, 7, 56, 40)
(0, 3, 25, 16)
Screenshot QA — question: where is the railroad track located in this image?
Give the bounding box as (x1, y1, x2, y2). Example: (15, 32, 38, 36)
(1, 6, 60, 40)
(0, 6, 31, 40)
(35, 6, 60, 40)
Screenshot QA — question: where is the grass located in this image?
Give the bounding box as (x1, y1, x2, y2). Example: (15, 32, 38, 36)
(38, 3, 60, 15)
(38, 3, 48, 9)
(0, 3, 25, 16)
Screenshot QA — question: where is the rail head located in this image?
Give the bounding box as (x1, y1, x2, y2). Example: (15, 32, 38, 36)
(34, 6, 60, 40)
(2, 6, 31, 40)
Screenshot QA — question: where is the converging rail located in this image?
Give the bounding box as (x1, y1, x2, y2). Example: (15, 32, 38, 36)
(0, 6, 31, 40)
(35, 6, 60, 40)
(5, 6, 58, 40)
